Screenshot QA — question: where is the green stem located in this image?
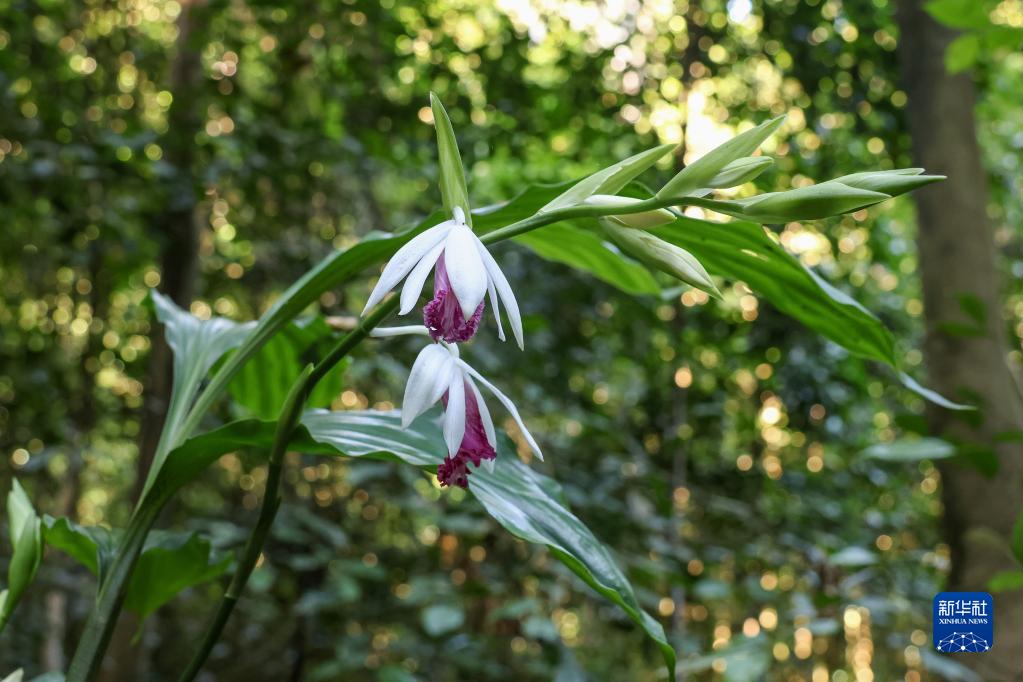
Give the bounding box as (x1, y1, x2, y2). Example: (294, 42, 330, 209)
(66, 503, 163, 682)
(177, 364, 313, 682)
(177, 298, 399, 679)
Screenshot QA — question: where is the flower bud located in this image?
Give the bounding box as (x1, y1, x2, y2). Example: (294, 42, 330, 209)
(601, 220, 720, 297)
(583, 195, 676, 229)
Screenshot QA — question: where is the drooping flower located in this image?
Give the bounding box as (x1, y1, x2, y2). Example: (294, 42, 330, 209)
(362, 207, 523, 348)
(372, 328, 543, 487)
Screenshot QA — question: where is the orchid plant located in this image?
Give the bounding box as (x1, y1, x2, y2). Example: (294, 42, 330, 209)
(1, 93, 957, 681)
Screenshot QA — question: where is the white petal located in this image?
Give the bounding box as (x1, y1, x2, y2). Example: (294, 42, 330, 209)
(458, 361, 543, 461)
(474, 241, 524, 349)
(402, 344, 453, 427)
(442, 370, 466, 456)
(466, 376, 496, 448)
(370, 325, 430, 339)
(443, 225, 489, 320)
(399, 241, 445, 314)
(482, 457, 495, 474)
(486, 279, 505, 342)
(362, 223, 452, 315)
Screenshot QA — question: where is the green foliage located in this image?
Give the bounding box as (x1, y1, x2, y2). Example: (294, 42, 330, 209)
(42, 516, 230, 621)
(0, 480, 43, 631)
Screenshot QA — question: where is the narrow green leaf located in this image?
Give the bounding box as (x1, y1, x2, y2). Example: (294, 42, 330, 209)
(540, 143, 677, 213)
(860, 437, 956, 462)
(658, 116, 784, 198)
(430, 92, 471, 226)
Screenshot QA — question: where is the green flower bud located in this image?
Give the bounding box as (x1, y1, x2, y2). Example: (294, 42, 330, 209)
(601, 220, 720, 297)
(584, 195, 676, 229)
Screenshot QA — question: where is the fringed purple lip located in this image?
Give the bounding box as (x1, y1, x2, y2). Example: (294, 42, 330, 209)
(425, 255, 485, 343)
(437, 382, 497, 488)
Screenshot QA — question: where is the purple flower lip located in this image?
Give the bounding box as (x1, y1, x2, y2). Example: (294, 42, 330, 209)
(424, 255, 485, 343)
(437, 382, 497, 488)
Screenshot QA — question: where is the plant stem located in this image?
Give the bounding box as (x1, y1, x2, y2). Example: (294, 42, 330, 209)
(176, 298, 399, 679)
(177, 364, 312, 682)
(66, 503, 162, 682)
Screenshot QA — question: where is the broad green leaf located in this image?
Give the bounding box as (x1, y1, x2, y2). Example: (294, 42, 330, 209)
(125, 532, 232, 619)
(988, 570, 1023, 592)
(149, 291, 254, 478)
(945, 34, 981, 73)
(1012, 506, 1023, 566)
(540, 144, 676, 213)
(430, 93, 471, 226)
(658, 116, 784, 198)
(227, 317, 347, 420)
(860, 438, 956, 462)
(298, 409, 676, 675)
(515, 223, 660, 296)
(736, 182, 890, 222)
(42, 516, 117, 578)
(0, 480, 43, 631)
(42, 517, 230, 621)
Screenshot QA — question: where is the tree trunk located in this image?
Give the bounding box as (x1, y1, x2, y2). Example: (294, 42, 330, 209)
(897, 1, 1023, 677)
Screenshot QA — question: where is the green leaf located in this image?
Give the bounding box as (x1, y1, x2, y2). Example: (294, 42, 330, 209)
(945, 34, 981, 73)
(42, 516, 117, 578)
(42, 516, 230, 621)
(298, 409, 676, 675)
(515, 223, 661, 296)
(988, 570, 1023, 592)
(736, 182, 890, 222)
(125, 532, 232, 619)
(647, 216, 970, 409)
(430, 92, 471, 226)
(658, 116, 784, 198)
(860, 437, 956, 462)
(924, 0, 992, 30)
(1011, 506, 1023, 566)
(227, 317, 347, 419)
(148, 291, 254, 477)
(0, 480, 43, 631)
(541, 143, 677, 213)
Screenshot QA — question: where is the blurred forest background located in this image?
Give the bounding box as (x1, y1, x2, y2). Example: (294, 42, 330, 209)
(1, 0, 1023, 680)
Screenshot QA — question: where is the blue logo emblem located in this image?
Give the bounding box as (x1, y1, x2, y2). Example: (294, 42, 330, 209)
(933, 592, 993, 653)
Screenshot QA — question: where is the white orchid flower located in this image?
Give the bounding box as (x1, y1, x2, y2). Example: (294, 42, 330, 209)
(361, 207, 524, 348)
(371, 326, 542, 487)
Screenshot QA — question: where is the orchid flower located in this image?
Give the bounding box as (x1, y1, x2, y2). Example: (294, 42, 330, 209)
(362, 207, 524, 348)
(371, 326, 542, 487)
